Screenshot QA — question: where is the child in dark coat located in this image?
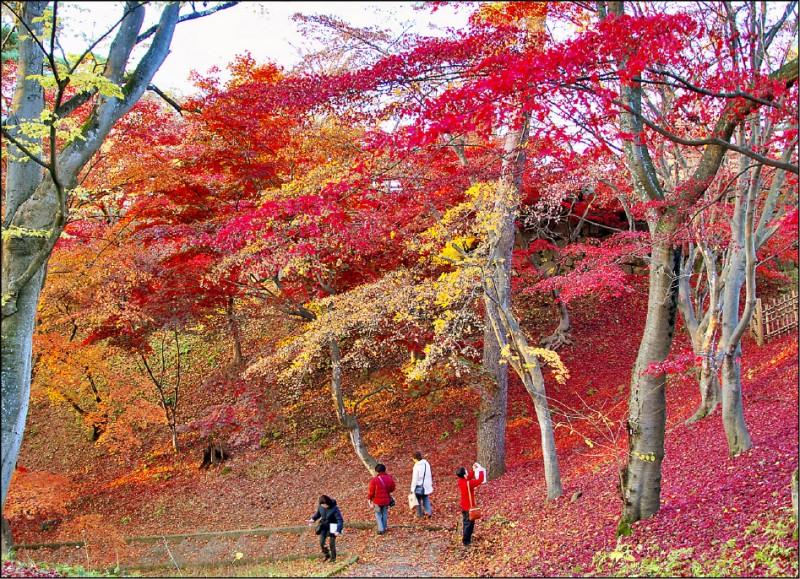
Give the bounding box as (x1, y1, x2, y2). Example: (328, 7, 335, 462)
(306, 495, 344, 562)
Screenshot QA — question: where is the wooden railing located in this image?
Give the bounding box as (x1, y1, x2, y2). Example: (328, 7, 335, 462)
(750, 290, 798, 346)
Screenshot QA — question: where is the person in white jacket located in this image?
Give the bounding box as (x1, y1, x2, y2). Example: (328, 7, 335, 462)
(410, 451, 433, 518)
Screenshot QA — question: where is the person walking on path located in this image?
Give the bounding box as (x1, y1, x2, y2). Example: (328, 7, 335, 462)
(368, 463, 396, 535)
(306, 495, 344, 562)
(410, 451, 433, 518)
(456, 462, 485, 547)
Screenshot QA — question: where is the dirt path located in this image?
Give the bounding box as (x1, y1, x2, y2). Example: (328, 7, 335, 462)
(338, 526, 456, 577)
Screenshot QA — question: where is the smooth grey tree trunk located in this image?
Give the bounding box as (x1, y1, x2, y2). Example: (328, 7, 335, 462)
(719, 251, 752, 454)
(1, 0, 47, 514)
(620, 236, 681, 524)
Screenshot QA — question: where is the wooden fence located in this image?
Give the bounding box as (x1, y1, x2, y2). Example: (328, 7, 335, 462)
(750, 290, 798, 346)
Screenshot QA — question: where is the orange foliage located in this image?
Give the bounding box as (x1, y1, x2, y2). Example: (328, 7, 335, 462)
(5, 470, 78, 520)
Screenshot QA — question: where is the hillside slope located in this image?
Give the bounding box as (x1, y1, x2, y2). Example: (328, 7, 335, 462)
(6, 280, 798, 576)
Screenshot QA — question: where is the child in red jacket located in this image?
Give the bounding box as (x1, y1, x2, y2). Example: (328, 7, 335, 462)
(455, 462, 485, 546)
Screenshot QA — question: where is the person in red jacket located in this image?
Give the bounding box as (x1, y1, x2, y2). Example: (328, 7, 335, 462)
(455, 462, 485, 546)
(367, 463, 396, 535)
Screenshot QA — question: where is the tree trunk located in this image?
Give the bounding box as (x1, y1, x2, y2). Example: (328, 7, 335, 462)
(720, 351, 751, 455)
(1, 3, 48, 512)
(0, 267, 44, 509)
(719, 247, 752, 455)
(792, 467, 798, 523)
(483, 185, 562, 498)
(477, 199, 511, 480)
(686, 364, 721, 424)
(169, 421, 179, 454)
(477, 337, 508, 480)
(1, 517, 13, 557)
(678, 245, 724, 425)
(540, 293, 573, 350)
(329, 339, 378, 474)
(620, 236, 681, 524)
(484, 288, 563, 499)
(479, 117, 561, 497)
(524, 367, 561, 499)
(226, 296, 244, 367)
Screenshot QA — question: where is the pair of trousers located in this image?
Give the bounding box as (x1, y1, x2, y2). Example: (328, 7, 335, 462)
(374, 504, 389, 532)
(319, 532, 336, 561)
(415, 493, 432, 517)
(461, 511, 475, 545)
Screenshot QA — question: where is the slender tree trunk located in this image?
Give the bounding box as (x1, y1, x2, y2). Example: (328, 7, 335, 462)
(719, 218, 753, 455)
(170, 425, 179, 454)
(686, 310, 722, 424)
(329, 339, 378, 474)
(792, 467, 798, 524)
(620, 235, 681, 525)
(226, 296, 243, 367)
(484, 285, 563, 499)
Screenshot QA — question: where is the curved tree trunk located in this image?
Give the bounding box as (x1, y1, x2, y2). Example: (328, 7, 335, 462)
(686, 365, 721, 424)
(330, 339, 378, 474)
(540, 293, 573, 350)
(620, 236, 681, 525)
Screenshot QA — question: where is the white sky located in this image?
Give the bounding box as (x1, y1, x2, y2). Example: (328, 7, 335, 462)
(55, 2, 472, 96)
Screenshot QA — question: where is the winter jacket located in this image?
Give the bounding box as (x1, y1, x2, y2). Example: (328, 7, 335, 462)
(410, 459, 433, 495)
(367, 472, 396, 506)
(311, 500, 344, 535)
(457, 469, 485, 511)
